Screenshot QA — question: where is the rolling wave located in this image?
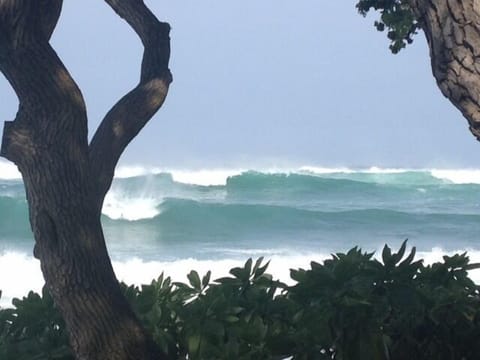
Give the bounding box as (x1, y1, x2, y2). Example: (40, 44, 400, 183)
(2, 167, 480, 257)
(97, 199, 480, 255)
(1, 169, 480, 222)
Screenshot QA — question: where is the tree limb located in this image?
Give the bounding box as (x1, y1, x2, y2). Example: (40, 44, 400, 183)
(89, 0, 172, 204)
(0, 0, 62, 51)
(38, 0, 63, 40)
(0, 0, 87, 165)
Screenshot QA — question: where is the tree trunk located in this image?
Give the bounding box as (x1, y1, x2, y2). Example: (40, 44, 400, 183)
(410, 0, 480, 139)
(0, 1, 172, 359)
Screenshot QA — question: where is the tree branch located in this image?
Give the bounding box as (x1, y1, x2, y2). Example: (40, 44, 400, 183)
(89, 0, 172, 204)
(38, 0, 63, 40)
(0, 0, 88, 165)
(0, 0, 62, 52)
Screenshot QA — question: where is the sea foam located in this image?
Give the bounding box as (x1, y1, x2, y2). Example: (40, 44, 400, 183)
(114, 165, 245, 186)
(2, 247, 480, 308)
(170, 169, 245, 186)
(0, 160, 21, 180)
(103, 190, 160, 221)
(430, 169, 480, 184)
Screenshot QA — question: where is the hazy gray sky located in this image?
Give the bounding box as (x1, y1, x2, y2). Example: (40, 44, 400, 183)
(1, 0, 479, 169)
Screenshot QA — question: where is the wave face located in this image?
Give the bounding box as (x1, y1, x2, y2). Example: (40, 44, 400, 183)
(2, 166, 480, 304)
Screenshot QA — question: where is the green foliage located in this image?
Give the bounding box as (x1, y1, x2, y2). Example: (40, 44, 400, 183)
(356, 0, 420, 53)
(0, 288, 72, 360)
(2, 242, 480, 359)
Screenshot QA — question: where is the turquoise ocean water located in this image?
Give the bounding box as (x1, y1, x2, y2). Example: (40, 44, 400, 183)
(1, 163, 480, 305)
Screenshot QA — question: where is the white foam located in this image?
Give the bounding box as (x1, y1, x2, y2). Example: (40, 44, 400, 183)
(0, 252, 326, 307)
(169, 169, 245, 186)
(114, 165, 163, 179)
(364, 166, 412, 174)
(112, 253, 332, 291)
(300, 166, 480, 184)
(430, 169, 480, 184)
(0, 252, 43, 307)
(299, 166, 355, 174)
(299, 166, 413, 175)
(3, 247, 480, 308)
(0, 160, 21, 180)
(114, 165, 246, 186)
(102, 190, 160, 221)
(114, 165, 402, 186)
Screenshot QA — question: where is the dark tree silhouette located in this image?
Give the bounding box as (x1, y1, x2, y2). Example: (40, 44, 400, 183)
(0, 0, 172, 358)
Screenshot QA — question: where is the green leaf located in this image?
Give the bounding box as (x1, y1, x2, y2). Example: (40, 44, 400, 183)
(157, 273, 164, 287)
(252, 257, 265, 275)
(254, 261, 270, 279)
(202, 271, 211, 288)
(187, 334, 201, 354)
(391, 239, 407, 264)
(230, 267, 248, 281)
(225, 315, 239, 323)
(382, 244, 392, 265)
(399, 246, 416, 267)
(187, 270, 202, 291)
(244, 258, 253, 276)
(230, 306, 244, 315)
(290, 268, 307, 283)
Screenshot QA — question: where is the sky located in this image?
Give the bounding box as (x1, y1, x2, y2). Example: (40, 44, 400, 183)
(1, 0, 480, 170)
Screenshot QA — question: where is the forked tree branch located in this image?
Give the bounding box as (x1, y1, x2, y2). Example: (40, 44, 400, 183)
(89, 0, 172, 204)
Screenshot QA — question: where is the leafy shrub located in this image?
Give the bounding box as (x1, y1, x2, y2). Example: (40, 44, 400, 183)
(0, 287, 71, 360)
(2, 241, 480, 359)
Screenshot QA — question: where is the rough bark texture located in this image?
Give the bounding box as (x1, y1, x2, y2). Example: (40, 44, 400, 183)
(409, 0, 480, 139)
(0, 0, 172, 359)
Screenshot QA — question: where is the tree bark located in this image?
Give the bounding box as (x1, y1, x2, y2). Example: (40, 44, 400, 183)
(0, 1, 172, 359)
(409, 0, 480, 139)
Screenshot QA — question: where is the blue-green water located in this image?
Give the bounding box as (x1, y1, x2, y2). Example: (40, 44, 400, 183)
(1, 166, 480, 305)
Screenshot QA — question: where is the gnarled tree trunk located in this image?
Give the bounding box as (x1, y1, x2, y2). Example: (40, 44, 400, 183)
(410, 0, 480, 139)
(0, 0, 172, 359)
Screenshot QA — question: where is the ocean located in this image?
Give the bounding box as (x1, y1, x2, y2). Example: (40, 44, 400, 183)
(1, 161, 480, 306)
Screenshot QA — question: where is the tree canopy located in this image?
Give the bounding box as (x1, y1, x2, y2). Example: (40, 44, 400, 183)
(356, 0, 419, 53)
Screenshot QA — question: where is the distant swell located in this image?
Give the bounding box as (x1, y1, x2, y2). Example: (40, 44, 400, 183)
(2, 168, 480, 259)
(2, 169, 480, 224)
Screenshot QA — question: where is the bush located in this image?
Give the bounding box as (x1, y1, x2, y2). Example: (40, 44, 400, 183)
(2, 241, 480, 359)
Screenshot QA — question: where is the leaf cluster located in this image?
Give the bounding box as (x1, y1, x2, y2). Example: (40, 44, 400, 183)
(2, 241, 480, 359)
(356, 0, 420, 53)
(0, 288, 71, 360)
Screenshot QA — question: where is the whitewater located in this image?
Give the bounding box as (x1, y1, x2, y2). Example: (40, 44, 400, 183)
(2, 160, 480, 306)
